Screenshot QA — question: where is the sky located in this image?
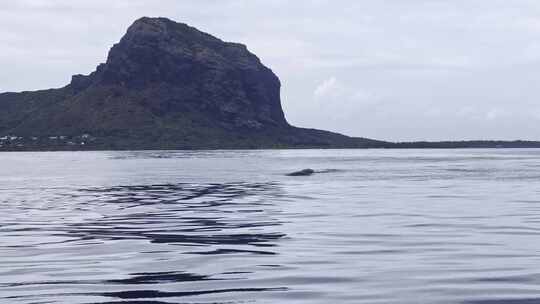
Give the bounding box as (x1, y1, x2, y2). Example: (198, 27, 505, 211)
(1, 0, 540, 141)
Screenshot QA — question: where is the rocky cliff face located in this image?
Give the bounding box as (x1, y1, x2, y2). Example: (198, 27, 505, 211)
(0, 17, 385, 150)
(71, 17, 287, 130)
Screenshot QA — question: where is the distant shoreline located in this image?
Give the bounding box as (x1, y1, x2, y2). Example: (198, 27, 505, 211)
(1, 140, 540, 152)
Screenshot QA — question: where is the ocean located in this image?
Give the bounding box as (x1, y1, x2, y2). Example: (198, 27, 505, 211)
(2, 149, 540, 304)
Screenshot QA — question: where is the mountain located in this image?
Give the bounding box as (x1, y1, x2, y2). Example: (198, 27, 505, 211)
(1, 17, 539, 151)
(0, 17, 387, 151)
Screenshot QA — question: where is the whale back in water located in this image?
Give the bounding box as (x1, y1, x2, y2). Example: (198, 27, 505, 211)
(287, 169, 315, 176)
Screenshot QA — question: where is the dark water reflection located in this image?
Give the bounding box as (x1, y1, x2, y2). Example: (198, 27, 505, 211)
(3, 149, 540, 304)
(1, 181, 287, 303)
(69, 183, 285, 247)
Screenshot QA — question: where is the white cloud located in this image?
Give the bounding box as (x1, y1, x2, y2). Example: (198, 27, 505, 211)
(313, 77, 381, 109)
(314, 77, 341, 99)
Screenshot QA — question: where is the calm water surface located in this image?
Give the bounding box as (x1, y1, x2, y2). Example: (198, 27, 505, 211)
(1, 149, 540, 304)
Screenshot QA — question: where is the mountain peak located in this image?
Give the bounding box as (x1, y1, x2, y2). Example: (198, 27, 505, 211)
(132, 16, 175, 26)
(124, 17, 213, 43)
(87, 17, 263, 89)
(126, 17, 173, 38)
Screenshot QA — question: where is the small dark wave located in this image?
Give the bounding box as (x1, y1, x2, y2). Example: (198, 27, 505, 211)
(185, 248, 277, 255)
(0, 271, 219, 288)
(88, 301, 178, 304)
(5, 287, 288, 301)
(99, 287, 288, 299)
(88, 301, 235, 304)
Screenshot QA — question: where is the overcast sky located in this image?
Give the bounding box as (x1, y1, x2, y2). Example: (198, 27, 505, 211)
(1, 0, 540, 141)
